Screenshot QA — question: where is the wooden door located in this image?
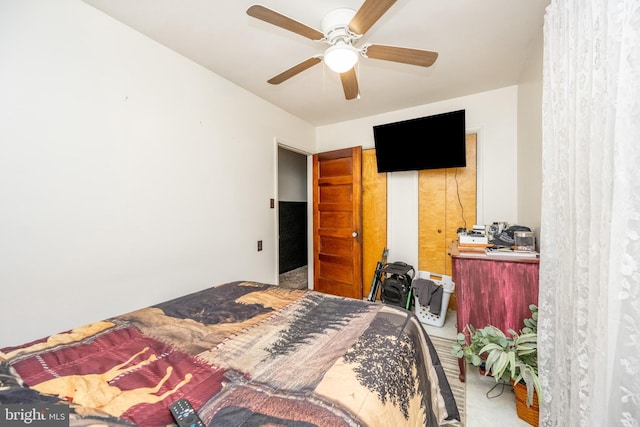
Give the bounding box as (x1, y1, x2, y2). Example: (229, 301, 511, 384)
(313, 147, 363, 299)
(418, 134, 477, 308)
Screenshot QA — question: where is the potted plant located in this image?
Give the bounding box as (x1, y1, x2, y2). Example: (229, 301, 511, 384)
(451, 305, 541, 425)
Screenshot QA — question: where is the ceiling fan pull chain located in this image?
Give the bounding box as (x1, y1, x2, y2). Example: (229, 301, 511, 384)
(322, 61, 326, 95)
(355, 62, 361, 99)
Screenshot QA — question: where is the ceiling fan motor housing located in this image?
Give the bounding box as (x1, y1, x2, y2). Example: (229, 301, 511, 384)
(321, 8, 357, 44)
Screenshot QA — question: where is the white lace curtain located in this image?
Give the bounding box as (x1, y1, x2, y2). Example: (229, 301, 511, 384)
(539, 1, 640, 425)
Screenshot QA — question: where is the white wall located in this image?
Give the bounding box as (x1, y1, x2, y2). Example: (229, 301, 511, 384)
(517, 29, 544, 248)
(277, 147, 307, 202)
(316, 87, 519, 263)
(0, 0, 315, 347)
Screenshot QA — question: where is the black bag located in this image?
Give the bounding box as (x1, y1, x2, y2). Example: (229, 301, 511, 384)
(380, 262, 415, 309)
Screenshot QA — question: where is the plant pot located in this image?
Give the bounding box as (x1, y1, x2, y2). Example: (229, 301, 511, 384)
(512, 380, 539, 427)
(478, 362, 487, 376)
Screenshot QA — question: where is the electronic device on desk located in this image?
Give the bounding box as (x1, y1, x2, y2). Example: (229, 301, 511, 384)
(458, 225, 489, 245)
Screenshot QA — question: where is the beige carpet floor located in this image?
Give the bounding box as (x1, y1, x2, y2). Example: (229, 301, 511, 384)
(430, 335, 466, 426)
(278, 265, 308, 289)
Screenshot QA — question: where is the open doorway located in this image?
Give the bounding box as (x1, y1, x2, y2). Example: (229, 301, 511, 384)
(277, 146, 308, 289)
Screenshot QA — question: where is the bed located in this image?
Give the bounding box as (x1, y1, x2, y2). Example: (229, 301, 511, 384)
(0, 281, 460, 426)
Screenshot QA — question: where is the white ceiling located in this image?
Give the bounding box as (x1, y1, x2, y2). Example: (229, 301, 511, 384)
(82, 0, 550, 126)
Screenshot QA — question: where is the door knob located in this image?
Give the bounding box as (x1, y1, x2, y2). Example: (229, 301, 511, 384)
(352, 231, 358, 238)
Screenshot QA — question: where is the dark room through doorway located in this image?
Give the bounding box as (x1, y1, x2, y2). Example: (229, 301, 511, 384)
(277, 146, 308, 289)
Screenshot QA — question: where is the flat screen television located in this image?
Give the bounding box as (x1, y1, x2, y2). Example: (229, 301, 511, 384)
(373, 109, 466, 172)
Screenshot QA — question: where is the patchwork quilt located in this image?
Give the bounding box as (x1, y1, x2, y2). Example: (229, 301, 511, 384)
(0, 281, 459, 426)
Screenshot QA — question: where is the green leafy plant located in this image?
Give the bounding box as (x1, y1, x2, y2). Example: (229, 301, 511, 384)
(451, 304, 541, 407)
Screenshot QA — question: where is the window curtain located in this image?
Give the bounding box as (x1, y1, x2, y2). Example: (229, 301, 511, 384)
(539, 1, 640, 425)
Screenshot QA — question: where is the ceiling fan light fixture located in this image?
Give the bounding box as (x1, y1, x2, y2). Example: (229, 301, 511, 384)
(324, 43, 359, 73)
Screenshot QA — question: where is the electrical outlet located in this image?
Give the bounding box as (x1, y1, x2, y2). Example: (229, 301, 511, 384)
(257, 240, 262, 251)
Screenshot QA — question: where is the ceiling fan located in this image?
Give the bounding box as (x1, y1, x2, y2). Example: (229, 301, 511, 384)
(247, 0, 438, 100)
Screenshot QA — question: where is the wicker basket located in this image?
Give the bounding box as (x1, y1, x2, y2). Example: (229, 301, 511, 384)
(513, 381, 539, 426)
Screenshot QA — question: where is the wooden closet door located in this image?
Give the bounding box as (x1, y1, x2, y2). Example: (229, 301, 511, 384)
(362, 149, 387, 299)
(418, 134, 477, 309)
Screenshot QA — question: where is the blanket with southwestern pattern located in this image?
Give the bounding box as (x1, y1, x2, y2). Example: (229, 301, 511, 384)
(0, 281, 460, 426)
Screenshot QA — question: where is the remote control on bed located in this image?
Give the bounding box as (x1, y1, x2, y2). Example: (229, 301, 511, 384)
(169, 398, 205, 427)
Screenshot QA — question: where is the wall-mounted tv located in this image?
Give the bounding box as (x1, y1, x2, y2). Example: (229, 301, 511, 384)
(373, 109, 466, 173)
